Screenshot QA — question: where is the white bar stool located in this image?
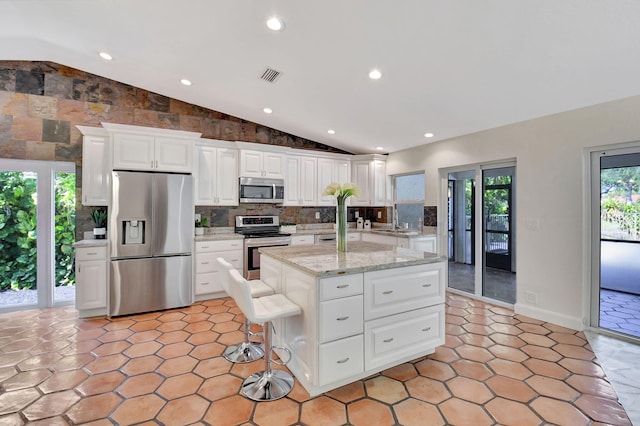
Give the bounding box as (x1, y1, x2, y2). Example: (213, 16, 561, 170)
(228, 269, 302, 401)
(216, 257, 274, 363)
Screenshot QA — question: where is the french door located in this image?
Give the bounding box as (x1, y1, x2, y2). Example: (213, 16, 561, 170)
(444, 162, 517, 305)
(0, 159, 75, 313)
(590, 147, 640, 340)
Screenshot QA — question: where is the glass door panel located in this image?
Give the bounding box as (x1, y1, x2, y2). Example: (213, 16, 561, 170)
(54, 172, 76, 303)
(0, 170, 39, 309)
(448, 170, 476, 295)
(598, 152, 640, 338)
(482, 168, 516, 303)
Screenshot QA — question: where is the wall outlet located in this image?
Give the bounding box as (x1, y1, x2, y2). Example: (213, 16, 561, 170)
(194, 213, 201, 221)
(377, 211, 382, 219)
(355, 211, 359, 218)
(524, 291, 538, 305)
(315, 212, 320, 220)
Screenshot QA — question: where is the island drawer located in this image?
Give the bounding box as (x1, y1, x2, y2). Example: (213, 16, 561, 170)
(319, 334, 364, 386)
(291, 235, 314, 245)
(364, 304, 444, 370)
(319, 274, 363, 301)
(76, 246, 107, 261)
(319, 295, 364, 343)
(364, 263, 444, 320)
(196, 240, 243, 253)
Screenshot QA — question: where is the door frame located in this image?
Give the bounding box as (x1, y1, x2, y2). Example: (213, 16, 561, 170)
(585, 141, 640, 339)
(439, 158, 516, 307)
(0, 159, 75, 313)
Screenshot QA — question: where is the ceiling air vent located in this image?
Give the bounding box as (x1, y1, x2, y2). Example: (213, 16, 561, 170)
(260, 67, 282, 83)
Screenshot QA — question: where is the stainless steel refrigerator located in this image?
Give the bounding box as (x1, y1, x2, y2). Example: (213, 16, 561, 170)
(109, 171, 193, 316)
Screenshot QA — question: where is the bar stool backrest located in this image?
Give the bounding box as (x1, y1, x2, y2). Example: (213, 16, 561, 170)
(216, 257, 233, 294)
(229, 269, 257, 324)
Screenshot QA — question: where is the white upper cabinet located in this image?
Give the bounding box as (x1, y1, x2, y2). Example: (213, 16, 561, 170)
(194, 141, 238, 206)
(78, 126, 110, 206)
(104, 123, 200, 173)
(317, 157, 351, 206)
(351, 155, 387, 206)
(239, 149, 285, 179)
(285, 155, 317, 206)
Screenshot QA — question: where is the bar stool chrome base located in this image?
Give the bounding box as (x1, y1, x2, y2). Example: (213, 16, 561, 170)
(241, 369, 295, 401)
(223, 341, 265, 363)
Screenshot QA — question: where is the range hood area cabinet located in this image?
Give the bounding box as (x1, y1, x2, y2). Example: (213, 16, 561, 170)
(238, 146, 286, 179)
(193, 140, 239, 206)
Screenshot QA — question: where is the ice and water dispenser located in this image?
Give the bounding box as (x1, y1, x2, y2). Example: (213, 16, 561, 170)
(123, 220, 145, 244)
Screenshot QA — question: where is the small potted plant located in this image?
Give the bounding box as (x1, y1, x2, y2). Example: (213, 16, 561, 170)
(195, 217, 207, 236)
(90, 209, 107, 240)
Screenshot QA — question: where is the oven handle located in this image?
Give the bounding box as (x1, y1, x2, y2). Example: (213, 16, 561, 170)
(244, 239, 292, 248)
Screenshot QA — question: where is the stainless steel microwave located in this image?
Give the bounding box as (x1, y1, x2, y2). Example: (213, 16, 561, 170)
(239, 177, 285, 203)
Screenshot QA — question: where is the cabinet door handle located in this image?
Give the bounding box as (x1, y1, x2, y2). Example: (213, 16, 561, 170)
(383, 338, 394, 343)
(337, 284, 349, 289)
(201, 261, 209, 265)
(155, 160, 158, 168)
(202, 282, 210, 286)
(336, 357, 350, 364)
(230, 259, 239, 262)
(422, 327, 431, 332)
(86, 252, 98, 256)
(382, 290, 393, 295)
(336, 316, 349, 321)
(151, 160, 154, 168)
(423, 283, 432, 288)
(201, 245, 210, 249)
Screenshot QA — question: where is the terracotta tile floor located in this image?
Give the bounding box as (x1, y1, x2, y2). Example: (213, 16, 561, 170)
(0, 293, 632, 425)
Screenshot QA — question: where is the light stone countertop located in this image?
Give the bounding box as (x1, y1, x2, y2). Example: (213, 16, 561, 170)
(195, 233, 244, 242)
(259, 241, 446, 277)
(73, 239, 109, 248)
(291, 227, 437, 239)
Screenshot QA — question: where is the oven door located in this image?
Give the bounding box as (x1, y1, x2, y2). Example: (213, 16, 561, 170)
(244, 238, 291, 280)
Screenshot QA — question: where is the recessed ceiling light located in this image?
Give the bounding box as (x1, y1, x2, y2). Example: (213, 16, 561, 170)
(424, 132, 434, 138)
(180, 79, 192, 86)
(369, 69, 382, 80)
(98, 52, 112, 61)
(263, 107, 273, 114)
(266, 16, 285, 31)
(375, 146, 384, 151)
(327, 129, 335, 135)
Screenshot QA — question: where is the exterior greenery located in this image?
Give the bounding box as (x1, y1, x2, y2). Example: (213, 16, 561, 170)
(601, 166, 640, 240)
(0, 171, 75, 292)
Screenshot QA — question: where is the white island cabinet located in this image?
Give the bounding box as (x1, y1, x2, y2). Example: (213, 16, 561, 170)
(259, 242, 446, 396)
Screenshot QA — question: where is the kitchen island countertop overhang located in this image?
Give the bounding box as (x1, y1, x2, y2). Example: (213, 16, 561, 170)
(259, 241, 446, 277)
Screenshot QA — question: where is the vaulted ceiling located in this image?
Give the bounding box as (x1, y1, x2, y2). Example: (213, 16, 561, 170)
(2, 1, 640, 154)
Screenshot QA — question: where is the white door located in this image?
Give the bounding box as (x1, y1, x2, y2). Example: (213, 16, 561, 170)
(155, 137, 192, 172)
(0, 159, 76, 313)
(216, 148, 239, 205)
(112, 133, 154, 170)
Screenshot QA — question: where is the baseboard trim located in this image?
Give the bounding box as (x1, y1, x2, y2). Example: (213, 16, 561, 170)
(514, 303, 584, 331)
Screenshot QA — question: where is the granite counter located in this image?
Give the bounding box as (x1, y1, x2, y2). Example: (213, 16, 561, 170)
(260, 241, 445, 277)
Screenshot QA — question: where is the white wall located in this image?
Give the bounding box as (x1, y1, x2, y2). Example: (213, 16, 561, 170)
(387, 95, 640, 330)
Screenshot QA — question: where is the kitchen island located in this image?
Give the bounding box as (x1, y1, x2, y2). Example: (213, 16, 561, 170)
(259, 242, 447, 396)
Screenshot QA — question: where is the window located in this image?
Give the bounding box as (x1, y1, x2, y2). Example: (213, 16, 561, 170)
(393, 173, 425, 229)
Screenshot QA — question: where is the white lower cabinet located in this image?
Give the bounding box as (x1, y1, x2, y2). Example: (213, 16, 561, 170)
(75, 245, 108, 317)
(365, 304, 444, 370)
(194, 240, 243, 299)
(319, 295, 363, 342)
(291, 235, 315, 246)
(319, 335, 364, 385)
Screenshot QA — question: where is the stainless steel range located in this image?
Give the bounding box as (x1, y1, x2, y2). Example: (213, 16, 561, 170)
(235, 215, 291, 280)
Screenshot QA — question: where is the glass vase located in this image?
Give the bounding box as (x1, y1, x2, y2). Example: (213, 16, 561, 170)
(336, 197, 347, 252)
